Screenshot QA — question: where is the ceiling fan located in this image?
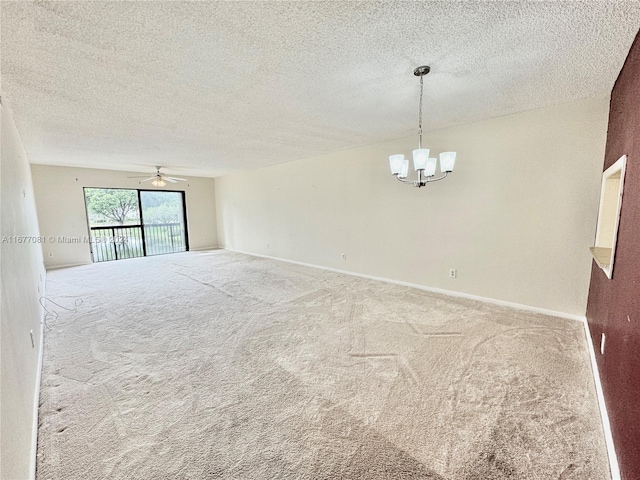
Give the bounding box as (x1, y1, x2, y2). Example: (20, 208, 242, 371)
(128, 167, 187, 187)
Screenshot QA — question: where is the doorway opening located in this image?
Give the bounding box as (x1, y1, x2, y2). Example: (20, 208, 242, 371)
(84, 188, 189, 262)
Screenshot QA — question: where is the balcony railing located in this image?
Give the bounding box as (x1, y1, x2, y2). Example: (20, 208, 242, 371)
(90, 223, 186, 262)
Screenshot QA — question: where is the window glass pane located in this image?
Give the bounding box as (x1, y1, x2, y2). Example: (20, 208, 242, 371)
(84, 188, 143, 262)
(140, 191, 187, 256)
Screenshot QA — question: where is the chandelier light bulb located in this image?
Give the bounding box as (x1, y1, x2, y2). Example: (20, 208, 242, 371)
(439, 152, 457, 173)
(412, 149, 430, 171)
(389, 154, 405, 175)
(400, 159, 409, 179)
(425, 158, 438, 177)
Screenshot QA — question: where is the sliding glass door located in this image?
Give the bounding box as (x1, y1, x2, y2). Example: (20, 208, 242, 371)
(84, 188, 188, 263)
(140, 190, 188, 256)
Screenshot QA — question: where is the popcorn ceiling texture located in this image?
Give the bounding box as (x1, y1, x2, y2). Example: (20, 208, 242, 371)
(37, 251, 610, 479)
(2, 1, 639, 177)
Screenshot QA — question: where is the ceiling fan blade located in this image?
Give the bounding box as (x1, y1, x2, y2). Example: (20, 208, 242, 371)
(128, 175, 155, 178)
(163, 177, 178, 183)
(139, 176, 157, 182)
(165, 176, 187, 182)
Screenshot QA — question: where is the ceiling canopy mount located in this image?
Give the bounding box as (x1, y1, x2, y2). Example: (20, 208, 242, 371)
(413, 65, 431, 77)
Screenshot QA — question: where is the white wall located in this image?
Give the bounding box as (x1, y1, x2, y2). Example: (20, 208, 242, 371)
(1, 100, 46, 480)
(31, 165, 218, 269)
(215, 97, 609, 316)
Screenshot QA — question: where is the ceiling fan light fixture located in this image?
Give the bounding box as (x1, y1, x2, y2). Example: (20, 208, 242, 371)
(127, 167, 187, 186)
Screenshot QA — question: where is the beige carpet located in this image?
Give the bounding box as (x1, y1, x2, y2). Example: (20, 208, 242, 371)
(37, 251, 609, 479)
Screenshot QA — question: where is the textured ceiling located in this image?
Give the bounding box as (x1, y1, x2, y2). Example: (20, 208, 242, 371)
(2, 2, 640, 178)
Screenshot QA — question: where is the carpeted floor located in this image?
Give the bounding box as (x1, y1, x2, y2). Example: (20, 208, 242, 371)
(37, 251, 610, 479)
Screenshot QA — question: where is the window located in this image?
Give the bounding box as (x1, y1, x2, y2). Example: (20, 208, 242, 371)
(84, 188, 189, 262)
(591, 155, 627, 279)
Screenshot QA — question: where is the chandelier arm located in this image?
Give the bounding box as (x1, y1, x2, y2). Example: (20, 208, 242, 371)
(425, 172, 449, 183)
(394, 175, 414, 185)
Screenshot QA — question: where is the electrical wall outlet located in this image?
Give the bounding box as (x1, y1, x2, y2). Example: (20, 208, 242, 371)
(341, 253, 346, 260)
(449, 268, 457, 278)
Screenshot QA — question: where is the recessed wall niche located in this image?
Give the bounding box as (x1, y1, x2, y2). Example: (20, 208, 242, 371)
(590, 154, 627, 279)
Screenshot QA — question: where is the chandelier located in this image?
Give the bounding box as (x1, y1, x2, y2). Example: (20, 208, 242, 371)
(389, 66, 456, 187)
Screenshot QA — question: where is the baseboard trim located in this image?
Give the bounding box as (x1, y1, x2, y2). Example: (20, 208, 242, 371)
(581, 317, 621, 480)
(46, 248, 221, 270)
(191, 245, 220, 252)
(45, 262, 88, 271)
(221, 248, 584, 322)
(29, 317, 45, 479)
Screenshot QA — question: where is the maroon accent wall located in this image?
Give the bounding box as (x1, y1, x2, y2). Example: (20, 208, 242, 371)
(586, 31, 640, 480)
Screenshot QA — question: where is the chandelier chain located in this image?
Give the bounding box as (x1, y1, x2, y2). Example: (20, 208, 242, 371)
(418, 74, 424, 149)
